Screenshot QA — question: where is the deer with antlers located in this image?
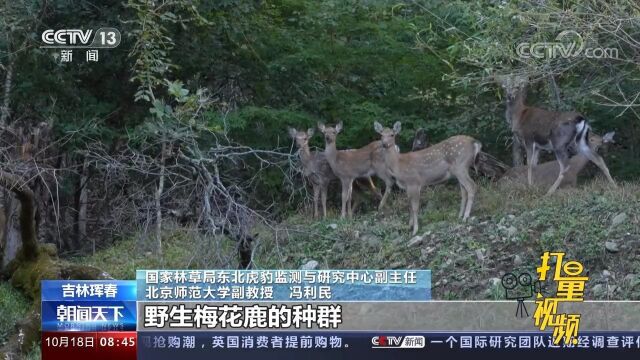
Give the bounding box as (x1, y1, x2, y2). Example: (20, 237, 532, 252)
(500, 131, 615, 189)
(317, 122, 394, 219)
(374, 121, 481, 235)
(503, 79, 616, 194)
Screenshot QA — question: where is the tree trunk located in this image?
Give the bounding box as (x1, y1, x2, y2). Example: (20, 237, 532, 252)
(0, 59, 13, 127)
(0, 167, 111, 357)
(0, 197, 20, 269)
(155, 142, 167, 256)
(77, 155, 90, 252)
(0, 170, 37, 262)
(0, 197, 5, 257)
(0, 52, 15, 267)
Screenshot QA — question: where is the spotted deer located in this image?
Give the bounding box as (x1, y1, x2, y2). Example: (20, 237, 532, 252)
(374, 121, 481, 235)
(503, 80, 615, 194)
(288, 127, 336, 218)
(317, 122, 394, 218)
(500, 131, 615, 189)
(289, 127, 380, 218)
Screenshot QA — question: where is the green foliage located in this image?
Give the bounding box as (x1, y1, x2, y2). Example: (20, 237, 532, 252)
(0, 282, 30, 345)
(218, 106, 317, 148)
(71, 229, 239, 279)
(125, 0, 210, 102)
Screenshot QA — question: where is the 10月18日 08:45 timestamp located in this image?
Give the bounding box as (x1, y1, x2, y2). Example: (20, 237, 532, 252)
(42, 332, 137, 360)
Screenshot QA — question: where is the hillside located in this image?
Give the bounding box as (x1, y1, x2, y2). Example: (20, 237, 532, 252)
(73, 179, 640, 300)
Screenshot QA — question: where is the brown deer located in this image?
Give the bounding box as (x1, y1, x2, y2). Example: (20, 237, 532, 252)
(500, 131, 615, 189)
(317, 122, 394, 218)
(374, 121, 481, 235)
(412, 128, 428, 151)
(503, 81, 615, 194)
(412, 127, 508, 179)
(289, 127, 380, 218)
(289, 127, 336, 218)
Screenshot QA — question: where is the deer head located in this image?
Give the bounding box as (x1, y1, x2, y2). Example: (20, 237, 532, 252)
(317, 121, 342, 144)
(597, 131, 615, 149)
(412, 128, 428, 151)
(499, 75, 529, 100)
(374, 121, 401, 149)
(288, 127, 314, 149)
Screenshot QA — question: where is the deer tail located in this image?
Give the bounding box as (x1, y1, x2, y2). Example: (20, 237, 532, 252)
(575, 117, 591, 153)
(475, 151, 510, 180)
(472, 140, 482, 173)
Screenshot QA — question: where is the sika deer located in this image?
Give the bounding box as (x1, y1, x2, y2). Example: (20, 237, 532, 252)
(500, 131, 615, 189)
(503, 80, 615, 194)
(317, 122, 394, 218)
(289, 127, 336, 218)
(374, 121, 481, 235)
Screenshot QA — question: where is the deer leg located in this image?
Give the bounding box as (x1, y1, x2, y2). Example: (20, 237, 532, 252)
(378, 179, 393, 212)
(407, 199, 414, 228)
(456, 170, 477, 220)
(407, 186, 421, 235)
(527, 143, 540, 186)
(321, 185, 328, 218)
(340, 179, 350, 218)
(523, 142, 533, 184)
(313, 185, 320, 219)
(347, 181, 354, 218)
(546, 148, 570, 195)
(366, 176, 380, 196)
(458, 183, 468, 218)
(362, 176, 383, 204)
(582, 148, 616, 187)
(463, 181, 477, 220)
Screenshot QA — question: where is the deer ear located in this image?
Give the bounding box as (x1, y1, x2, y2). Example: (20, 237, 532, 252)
(373, 121, 384, 134)
(393, 121, 402, 134)
(335, 121, 343, 133)
(603, 131, 615, 143)
(317, 122, 325, 132)
(306, 128, 315, 137)
(288, 127, 297, 138)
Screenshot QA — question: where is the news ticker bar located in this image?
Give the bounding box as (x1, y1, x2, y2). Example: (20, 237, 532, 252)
(37, 331, 640, 360)
(136, 331, 640, 354)
(42, 331, 640, 360)
(40, 331, 640, 360)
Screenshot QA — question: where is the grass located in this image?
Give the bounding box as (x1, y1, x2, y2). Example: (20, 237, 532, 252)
(70, 227, 241, 279)
(0, 177, 638, 359)
(0, 282, 30, 346)
(67, 178, 640, 300)
(253, 179, 640, 300)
